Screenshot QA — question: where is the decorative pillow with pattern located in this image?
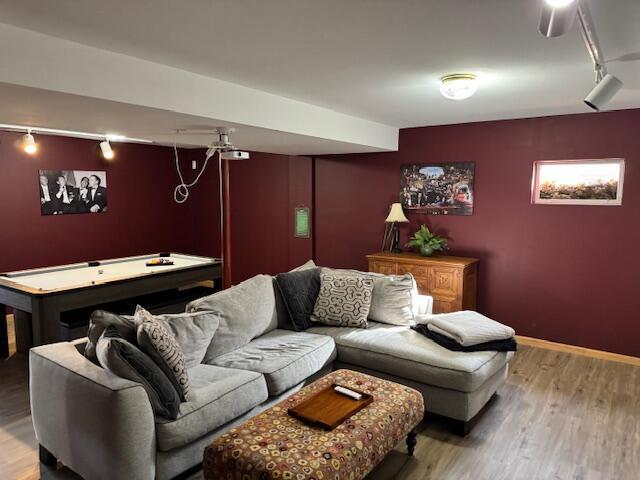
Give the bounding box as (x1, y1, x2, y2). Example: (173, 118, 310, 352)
(135, 305, 190, 401)
(311, 272, 374, 328)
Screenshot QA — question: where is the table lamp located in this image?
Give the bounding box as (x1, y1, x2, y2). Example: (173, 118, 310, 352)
(384, 203, 409, 253)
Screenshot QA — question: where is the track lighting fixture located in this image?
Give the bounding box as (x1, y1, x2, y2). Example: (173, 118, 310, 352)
(22, 130, 37, 154)
(100, 139, 114, 159)
(584, 73, 623, 111)
(538, 0, 623, 111)
(538, 0, 578, 38)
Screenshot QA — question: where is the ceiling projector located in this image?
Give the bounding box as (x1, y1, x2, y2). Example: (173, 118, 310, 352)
(220, 150, 250, 161)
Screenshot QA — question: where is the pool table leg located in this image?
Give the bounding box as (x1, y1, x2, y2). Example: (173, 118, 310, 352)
(13, 310, 34, 354)
(30, 299, 62, 348)
(0, 305, 8, 358)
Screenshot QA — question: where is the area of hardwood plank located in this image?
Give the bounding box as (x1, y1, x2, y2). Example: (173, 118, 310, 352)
(1, 344, 638, 480)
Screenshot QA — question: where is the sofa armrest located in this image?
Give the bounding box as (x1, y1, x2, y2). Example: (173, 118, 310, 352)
(29, 342, 157, 480)
(413, 294, 433, 316)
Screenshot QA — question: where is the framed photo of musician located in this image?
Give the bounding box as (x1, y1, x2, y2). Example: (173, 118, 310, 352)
(38, 170, 108, 215)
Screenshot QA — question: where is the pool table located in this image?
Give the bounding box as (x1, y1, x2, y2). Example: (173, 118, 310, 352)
(0, 253, 222, 357)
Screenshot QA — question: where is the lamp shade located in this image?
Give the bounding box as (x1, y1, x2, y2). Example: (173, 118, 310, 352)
(385, 203, 409, 223)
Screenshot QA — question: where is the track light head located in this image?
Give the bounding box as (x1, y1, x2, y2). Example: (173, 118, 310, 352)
(538, 0, 578, 37)
(584, 74, 623, 111)
(100, 139, 114, 159)
(22, 131, 37, 154)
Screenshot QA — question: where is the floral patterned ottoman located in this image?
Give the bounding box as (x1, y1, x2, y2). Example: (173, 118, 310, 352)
(203, 369, 425, 480)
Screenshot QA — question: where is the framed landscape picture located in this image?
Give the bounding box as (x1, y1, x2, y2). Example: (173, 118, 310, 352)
(400, 162, 475, 215)
(531, 159, 624, 206)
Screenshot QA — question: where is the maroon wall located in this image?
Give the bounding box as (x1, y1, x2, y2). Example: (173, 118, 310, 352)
(227, 153, 313, 284)
(315, 109, 640, 357)
(0, 131, 220, 272)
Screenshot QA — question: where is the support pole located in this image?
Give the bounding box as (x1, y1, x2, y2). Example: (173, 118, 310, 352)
(222, 158, 232, 289)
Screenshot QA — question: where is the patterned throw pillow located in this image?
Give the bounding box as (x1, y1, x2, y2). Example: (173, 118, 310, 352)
(135, 306, 190, 401)
(311, 271, 374, 328)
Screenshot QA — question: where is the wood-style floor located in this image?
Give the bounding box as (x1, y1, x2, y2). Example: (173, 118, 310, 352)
(1, 319, 639, 480)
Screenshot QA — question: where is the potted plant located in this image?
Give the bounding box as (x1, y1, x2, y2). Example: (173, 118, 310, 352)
(406, 225, 448, 257)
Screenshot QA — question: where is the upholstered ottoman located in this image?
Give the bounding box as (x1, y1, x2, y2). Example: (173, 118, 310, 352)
(203, 369, 424, 480)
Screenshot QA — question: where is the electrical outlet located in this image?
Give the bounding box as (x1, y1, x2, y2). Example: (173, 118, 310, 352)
(192, 160, 197, 170)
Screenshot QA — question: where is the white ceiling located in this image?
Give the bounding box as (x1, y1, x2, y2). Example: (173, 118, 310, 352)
(0, 0, 638, 152)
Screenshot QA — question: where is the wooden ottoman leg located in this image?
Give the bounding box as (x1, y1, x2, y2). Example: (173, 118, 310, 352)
(406, 430, 417, 456)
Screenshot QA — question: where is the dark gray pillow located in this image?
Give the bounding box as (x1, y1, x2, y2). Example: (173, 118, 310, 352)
(275, 268, 321, 331)
(135, 306, 190, 401)
(85, 310, 138, 364)
(96, 326, 181, 420)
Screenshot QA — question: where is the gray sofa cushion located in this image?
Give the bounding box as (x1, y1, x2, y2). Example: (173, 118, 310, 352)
(275, 268, 321, 331)
(153, 311, 220, 369)
(210, 329, 337, 396)
(307, 322, 513, 393)
(96, 326, 181, 419)
(186, 274, 278, 362)
(155, 364, 268, 452)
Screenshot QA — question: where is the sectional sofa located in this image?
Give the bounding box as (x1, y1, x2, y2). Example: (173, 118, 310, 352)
(30, 271, 513, 480)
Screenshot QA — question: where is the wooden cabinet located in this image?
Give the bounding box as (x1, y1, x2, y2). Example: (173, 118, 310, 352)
(366, 252, 478, 314)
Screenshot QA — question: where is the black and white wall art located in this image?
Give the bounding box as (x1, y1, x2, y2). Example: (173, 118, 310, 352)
(38, 170, 108, 215)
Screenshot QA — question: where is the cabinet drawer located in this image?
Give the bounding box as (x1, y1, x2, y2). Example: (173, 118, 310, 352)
(397, 263, 429, 279)
(433, 299, 457, 314)
(429, 267, 459, 297)
(414, 277, 429, 295)
(370, 261, 397, 275)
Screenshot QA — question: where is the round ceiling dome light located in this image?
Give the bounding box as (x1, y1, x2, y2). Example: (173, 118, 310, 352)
(545, 0, 575, 7)
(439, 74, 478, 100)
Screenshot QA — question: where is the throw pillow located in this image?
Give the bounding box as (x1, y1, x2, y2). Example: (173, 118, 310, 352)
(367, 273, 417, 326)
(85, 310, 139, 364)
(289, 259, 317, 272)
(154, 311, 220, 369)
(96, 326, 181, 419)
(135, 306, 190, 401)
(311, 271, 374, 328)
(275, 268, 321, 331)
(322, 268, 418, 326)
(85, 310, 220, 368)
(186, 274, 278, 362)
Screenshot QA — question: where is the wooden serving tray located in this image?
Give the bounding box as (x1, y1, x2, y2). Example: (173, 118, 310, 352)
(287, 383, 373, 430)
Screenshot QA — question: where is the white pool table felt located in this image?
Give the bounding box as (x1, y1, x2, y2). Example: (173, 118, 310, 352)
(2, 253, 216, 292)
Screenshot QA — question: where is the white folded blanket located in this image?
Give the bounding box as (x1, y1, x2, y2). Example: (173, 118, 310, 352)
(417, 310, 515, 347)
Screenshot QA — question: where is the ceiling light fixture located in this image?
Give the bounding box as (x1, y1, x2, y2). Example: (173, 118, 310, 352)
(100, 139, 115, 159)
(22, 130, 37, 154)
(439, 74, 478, 100)
(545, 0, 576, 7)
